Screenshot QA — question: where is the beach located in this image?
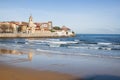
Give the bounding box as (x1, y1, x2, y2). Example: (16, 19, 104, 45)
(0, 48, 120, 80)
(0, 48, 77, 80)
(0, 34, 120, 80)
(0, 63, 76, 80)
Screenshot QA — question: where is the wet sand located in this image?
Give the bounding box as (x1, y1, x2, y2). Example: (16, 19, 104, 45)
(0, 63, 77, 80)
(0, 48, 120, 80)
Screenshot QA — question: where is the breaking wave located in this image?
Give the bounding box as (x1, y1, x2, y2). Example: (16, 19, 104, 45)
(36, 48, 120, 59)
(0, 34, 120, 59)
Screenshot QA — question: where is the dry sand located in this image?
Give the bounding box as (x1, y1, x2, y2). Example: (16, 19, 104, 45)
(0, 64, 78, 80)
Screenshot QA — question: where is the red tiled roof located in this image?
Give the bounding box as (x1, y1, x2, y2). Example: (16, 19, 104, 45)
(61, 26, 70, 30)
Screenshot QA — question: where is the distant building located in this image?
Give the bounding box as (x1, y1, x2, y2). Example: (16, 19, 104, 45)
(55, 30, 67, 36)
(0, 15, 75, 37)
(27, 15, 53, 33)
(27, 15, 36, 33)
(61, 26, 70, 31)
(54, 26, 74, 36)
(40, 22, 52, 31)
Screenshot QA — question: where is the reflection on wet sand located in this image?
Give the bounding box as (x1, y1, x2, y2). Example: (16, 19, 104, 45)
(0, 48, 33, 63)
(0, 49, 23, 55)
(28, 52, 33, 61)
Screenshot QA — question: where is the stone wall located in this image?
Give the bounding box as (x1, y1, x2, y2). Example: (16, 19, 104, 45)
(0, 31, 74, 38)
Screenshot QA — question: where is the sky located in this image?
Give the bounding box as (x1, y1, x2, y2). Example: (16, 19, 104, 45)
(0, 0, 120, 34)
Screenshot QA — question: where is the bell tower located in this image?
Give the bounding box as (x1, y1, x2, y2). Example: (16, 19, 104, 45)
(29, 15, 33, 22)
(27, 15, 36, 34)
(28, 15, 34, 27)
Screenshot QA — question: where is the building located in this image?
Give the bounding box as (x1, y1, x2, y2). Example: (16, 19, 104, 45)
(26, 15, 53, 33)
(40, 21, 52, 31)
(27, 15, 36, 34)
(0, 16, 75, 37)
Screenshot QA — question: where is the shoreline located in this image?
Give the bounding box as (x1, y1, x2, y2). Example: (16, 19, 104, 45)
(0, 48, 120, 80)
(0, 63, 77, 80)
(1, 52, 120, 80)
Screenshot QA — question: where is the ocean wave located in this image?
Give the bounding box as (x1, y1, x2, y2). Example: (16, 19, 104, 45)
(48, 41, 78, 47)
(68, 46, 103, 50)
(36, 49, 120, 59)
(68, 45, 120, 51)
(26, 39, 60, 42)
(36, 49, 62, 54)
(97, 42, 112, 45)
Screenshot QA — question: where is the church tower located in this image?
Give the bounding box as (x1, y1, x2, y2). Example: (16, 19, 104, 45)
(29, 15, 33, 23)
(28, 15, 34, 28)
(27, 15, 36, 33)
(48, 21, 53, 30)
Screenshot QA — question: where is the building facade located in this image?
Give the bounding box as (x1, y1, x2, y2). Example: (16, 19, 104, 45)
(27, 15, 53, 33)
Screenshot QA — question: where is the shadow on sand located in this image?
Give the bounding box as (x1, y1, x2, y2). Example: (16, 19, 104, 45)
(74, 75, 120, 80)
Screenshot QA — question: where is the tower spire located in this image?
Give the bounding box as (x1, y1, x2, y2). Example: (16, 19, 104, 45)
(29, 14, 33, 22)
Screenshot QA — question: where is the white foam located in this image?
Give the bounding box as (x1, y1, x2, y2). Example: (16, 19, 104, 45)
(26, 39, 61, 44)
(36, 48, 120, 59)
(68, 46, 89, 49)
(49, 41, 78, 45)
(88, 47, 100, 50)
(47, 39, 60, 41)
(98, 47, 112, 50)
(48, 41, 78, 47)
(36, 49, 62, 54)
(97, 42, 112, 45)
(26, 39, 43, 42)
(49, 43, 61, 47)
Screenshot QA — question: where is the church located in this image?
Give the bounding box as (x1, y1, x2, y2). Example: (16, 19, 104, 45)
(26, 15, 53, 34)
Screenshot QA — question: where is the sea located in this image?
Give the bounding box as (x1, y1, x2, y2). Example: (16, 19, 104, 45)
(0, 34, 120, 59)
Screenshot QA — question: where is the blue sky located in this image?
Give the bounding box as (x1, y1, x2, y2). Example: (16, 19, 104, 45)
(0, 0, 120, 34)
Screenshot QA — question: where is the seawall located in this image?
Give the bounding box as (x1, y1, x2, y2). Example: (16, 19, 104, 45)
(0, 32, 75, 38)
